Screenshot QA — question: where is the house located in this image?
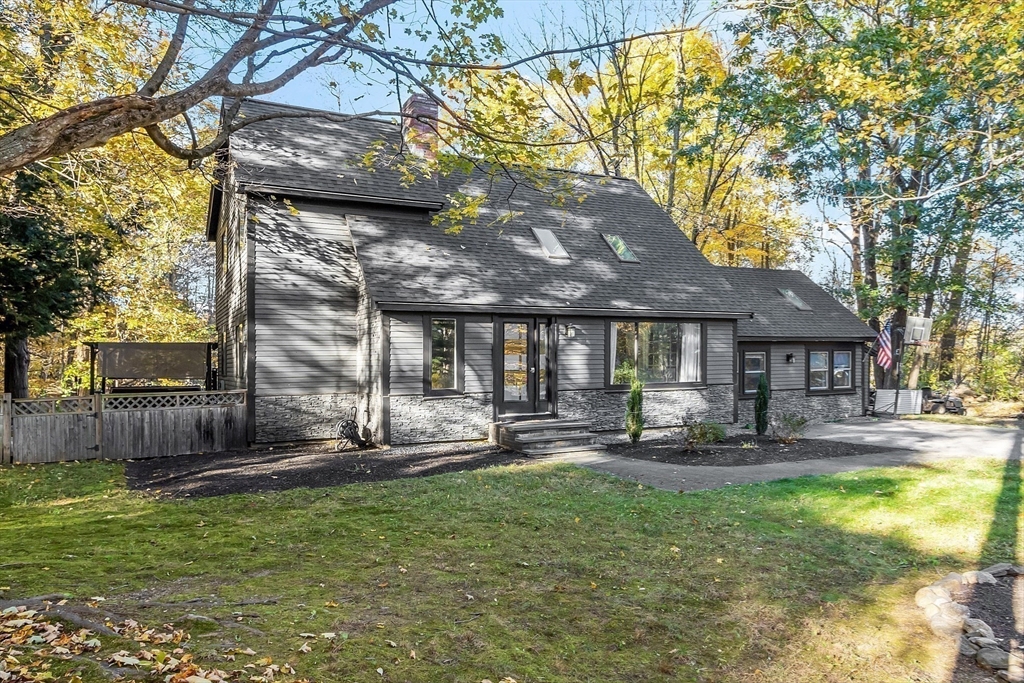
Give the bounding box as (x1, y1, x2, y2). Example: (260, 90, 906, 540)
(207, 95, 875, 447)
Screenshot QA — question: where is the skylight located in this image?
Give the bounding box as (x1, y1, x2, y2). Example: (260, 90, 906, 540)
(778, 287, 812, 311)
(532, 228, 570, 259)
(602, 234, 639, 262)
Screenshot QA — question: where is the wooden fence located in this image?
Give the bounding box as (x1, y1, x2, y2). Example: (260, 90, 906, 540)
(0, 391, 247, 464)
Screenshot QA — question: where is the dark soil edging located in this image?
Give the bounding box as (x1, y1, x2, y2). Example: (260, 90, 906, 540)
(607, 434, 906, 467)
(125, 442, 532, 498)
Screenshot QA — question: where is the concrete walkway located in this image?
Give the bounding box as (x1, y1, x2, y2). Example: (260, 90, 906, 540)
(554, 419, 1023, 492)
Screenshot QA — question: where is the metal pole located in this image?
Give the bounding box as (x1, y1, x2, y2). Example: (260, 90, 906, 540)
(893, 326, 905, 419)
(89, 343, 96, 394)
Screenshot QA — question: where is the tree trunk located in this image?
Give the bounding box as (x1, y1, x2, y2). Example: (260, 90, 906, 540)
(938, 223, 976, 382)
(4, 336, 30, 398)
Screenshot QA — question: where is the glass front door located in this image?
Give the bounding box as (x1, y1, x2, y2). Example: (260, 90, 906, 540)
(499, 318, 552, 416)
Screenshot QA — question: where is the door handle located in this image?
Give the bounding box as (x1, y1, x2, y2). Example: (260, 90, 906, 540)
(530, 367, 536, 373)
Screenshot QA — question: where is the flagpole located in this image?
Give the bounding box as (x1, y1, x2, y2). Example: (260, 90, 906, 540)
(893, 323, 905, 420)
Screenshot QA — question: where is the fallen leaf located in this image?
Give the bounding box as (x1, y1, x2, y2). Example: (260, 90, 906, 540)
(409, 650, 416, 660)
(376, 667, 384, 676)
(386, 640, 397, 648)
(321, 632, 337, 640)
(298, 643, 311, 654)
(324, 601, 339, 607)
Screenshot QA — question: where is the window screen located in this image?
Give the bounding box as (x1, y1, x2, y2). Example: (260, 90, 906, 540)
(531, 228, 570, 259)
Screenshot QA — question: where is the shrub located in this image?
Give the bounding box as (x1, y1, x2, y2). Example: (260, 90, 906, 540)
(774, 413, 808, 444)
(754, 372, 770, 436)
(684, 421, 726, 448)
(625, 377, 645, 443)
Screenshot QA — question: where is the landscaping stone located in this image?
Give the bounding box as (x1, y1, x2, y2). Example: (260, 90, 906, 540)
(982, 563, 1013, 578)
(960, 636, 981, 656)
(977, 648, 1012, 670)
(915, 585, 951, 607)
(930, 613, 967, 637)
(924, 598, 953, 619)
(964, 618, 996, 640)
(962, 570, 998, 585)
(919, 563, 1018, 679)
(934, 573, 964, 592)
(939, 601, 971, 620)
(971, 638, 1003, 649)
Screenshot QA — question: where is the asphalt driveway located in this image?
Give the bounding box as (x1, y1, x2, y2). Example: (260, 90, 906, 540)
(557, 418, 1024, 492)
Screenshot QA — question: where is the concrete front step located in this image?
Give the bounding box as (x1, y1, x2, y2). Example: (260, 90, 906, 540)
(492, 418, 603, 455)
(521, 443, 608, 457)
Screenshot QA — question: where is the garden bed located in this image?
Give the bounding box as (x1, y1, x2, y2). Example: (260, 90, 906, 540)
(607, 434, 905, 466)
(125, 441, 531, 498)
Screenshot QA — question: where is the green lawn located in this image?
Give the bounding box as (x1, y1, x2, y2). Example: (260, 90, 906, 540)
(2, 455, 1021, 682)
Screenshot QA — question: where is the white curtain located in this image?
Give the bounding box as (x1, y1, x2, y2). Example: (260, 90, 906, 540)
(679, 323, 701, 382)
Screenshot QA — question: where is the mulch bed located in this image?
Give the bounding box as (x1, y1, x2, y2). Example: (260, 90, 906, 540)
(607, 434, 904, 466)
(125, 441, 532, 498)
(952, 576, 1022, 645)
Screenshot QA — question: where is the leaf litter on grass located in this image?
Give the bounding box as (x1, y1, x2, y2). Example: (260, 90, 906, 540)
(0, 601, 308, 683)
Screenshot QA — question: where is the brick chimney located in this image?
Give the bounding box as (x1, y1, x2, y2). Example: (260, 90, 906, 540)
(401, 92, 438, 161)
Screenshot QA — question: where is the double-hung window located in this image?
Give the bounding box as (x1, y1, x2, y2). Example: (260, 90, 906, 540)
(610, 321, 702, 386)
(425, 317, 461, 395)
(742, 350, 767, 394)
(808, 348, 855, 392)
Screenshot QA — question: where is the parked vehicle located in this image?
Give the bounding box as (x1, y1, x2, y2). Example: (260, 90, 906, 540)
(921, 387, 967, 415)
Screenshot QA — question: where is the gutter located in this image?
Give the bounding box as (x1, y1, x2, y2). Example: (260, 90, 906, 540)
(240, 183, 444, 211)
(377, 301, 754, 320)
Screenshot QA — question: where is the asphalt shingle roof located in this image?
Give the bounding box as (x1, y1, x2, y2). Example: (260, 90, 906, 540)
(227, 98, 874, 338)
(722, 267, 875, 340)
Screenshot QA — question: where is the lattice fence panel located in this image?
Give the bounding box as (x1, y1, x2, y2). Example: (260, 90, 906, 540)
(12, 397, 93, 417)
(102, 391, 244, 412)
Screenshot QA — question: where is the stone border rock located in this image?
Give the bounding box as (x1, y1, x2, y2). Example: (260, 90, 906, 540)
(916, 563, 1024, 682)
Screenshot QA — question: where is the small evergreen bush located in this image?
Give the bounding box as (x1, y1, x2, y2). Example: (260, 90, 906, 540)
(774, 413, 808, 444)
(684, 421, 726, 448)
(625, 377, 645, 443)
(754, 372, 770, 436)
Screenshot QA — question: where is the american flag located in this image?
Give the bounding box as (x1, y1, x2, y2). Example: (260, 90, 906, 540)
(876, 321, 893, 370)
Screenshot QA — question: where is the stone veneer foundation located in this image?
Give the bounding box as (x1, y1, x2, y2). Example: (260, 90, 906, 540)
(558, 385, 735, 432)
(389, 393, 493, 444)
(254, 393, 359, 443)
(737, 389, 862, 426)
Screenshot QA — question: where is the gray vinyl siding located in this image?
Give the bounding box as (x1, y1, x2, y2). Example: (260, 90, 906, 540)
(250, 199, 360, 396)
(771, 344, 805, 391)
(387, 314, 492, 396)
(705, 321, 733, 385)
(464, 317, 493, 393)
(388, 314, 423, 396)
(213, 166, 247, 392)
(557, 318, 606, 390)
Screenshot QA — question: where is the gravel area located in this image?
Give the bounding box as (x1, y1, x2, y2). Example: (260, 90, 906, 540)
(606, 434, 905, 466)
(951, 577, 1022, 645)
(125, 441, 532, 498)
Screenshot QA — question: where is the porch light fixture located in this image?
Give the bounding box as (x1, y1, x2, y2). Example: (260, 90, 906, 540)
(786, 353, 795, 363)
(561, 323, 578, 338)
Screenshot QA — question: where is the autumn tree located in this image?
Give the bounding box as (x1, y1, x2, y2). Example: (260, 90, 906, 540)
(0, 172, 109, 397)
(735, 0, 1024, 388)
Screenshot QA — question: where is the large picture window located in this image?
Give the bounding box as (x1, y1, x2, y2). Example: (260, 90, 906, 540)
(429, 318, 457, 392)
(611, 322, 701, 385)
(808, 348, 855, 392)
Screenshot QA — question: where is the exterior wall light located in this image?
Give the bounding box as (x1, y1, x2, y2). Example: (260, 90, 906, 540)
(561, 323, 577, 339)
(786, 353, 795, 363)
